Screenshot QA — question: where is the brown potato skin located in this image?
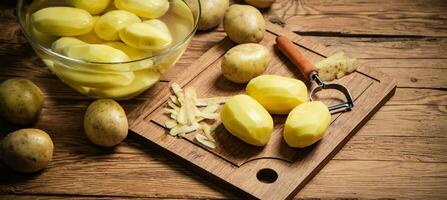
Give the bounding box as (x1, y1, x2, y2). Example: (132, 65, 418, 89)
(1, 129, 54, 173)
(245, 0, 275, 8)
(0, 78, 44, 125)
(192, 0, 229, 31)
(223, 4, 265, 44)
(84, 99, 128, 147)
(221, 43, 270, 83)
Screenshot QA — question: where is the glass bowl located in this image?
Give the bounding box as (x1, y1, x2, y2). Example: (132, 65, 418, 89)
(17, 0, 200, 100)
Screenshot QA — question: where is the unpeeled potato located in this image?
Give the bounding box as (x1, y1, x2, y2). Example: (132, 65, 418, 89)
(245, 0, 275, 8)
(221, 43, 270, 83)
(1, 129, 53, 173)
(84, 99, 128, 147)
(0, 78, 44, 125)
(223, 4, 265, 44)
(192, 0, 229, 31)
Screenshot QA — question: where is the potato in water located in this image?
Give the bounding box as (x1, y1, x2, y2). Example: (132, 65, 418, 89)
(119, 19, 172, 51)
(95, 10, 141, 41)
(0, 78, 44, 125)
(31, 7, 94, 36)
(115, 0, 170, 19)
(1, 129, 54, 173)
(223, 4, 265, 44)
(68, 0, 112, 15)
(84, 99, 128, 147)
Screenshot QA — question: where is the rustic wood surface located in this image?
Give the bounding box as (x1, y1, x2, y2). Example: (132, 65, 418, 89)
(0, 0, 446, 199)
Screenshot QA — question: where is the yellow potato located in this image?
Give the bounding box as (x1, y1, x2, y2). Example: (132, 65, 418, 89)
(104, 42, 154, 71)
(220, 94, 273, 146)
(92, 70, 160, 99)
(221, 43, 270, 83)
(119, 19, 172, 51)
(104, 42, 151, 60)
(65, 44, 129, 63)
(49, 63, 134, 88)
(1, 129, 53, 173)
(193, 0, 229, 31)
(0, 78, 44, 125)
(246, 75, 308, 114)
(31, 7, 94, 36)
(84, 99, 128, 147)
(284, 101, 331, 148)
(95, 10, 141, 41)
(68, 0, 112, 15)
(245, 0, 275, 8)
(223, 4, 265, 44)
(51, 37, 86, 55)
(160, 0, 194, 43)
(65, 44, 131, 71)
(76, 16, 104, 44)
(114, 0, 169, 18)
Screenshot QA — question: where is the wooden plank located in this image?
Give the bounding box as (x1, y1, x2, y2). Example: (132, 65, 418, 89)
(1, 159, 446, 199)
(390, 88, 447, 105)
(361, 104, 447, 137)
(299, 160, 447, 199)
(267, 0, 447, 37)
(312, 37, 447, 59)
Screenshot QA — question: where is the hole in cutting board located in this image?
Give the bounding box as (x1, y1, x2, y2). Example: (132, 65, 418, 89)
(256, 168, 278, 183)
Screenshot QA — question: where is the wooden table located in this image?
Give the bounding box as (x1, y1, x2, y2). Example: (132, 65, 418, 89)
(1, 0, 446, 199)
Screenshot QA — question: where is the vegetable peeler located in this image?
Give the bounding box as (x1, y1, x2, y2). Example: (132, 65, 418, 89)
(276, 35, 354, 114)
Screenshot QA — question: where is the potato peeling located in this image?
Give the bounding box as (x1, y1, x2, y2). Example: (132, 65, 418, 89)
(316, 52, 359, 81)
(164, 83, 227, 148)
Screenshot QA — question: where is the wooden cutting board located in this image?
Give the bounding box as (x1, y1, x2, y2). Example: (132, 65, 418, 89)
(127, 22, 396, 200)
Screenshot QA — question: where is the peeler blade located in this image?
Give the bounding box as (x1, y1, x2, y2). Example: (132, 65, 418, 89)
(310, 72, 354, 114)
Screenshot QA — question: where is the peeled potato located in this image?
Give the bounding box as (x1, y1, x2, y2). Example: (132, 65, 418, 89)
(94, 10, 141, 41)
(104, 42, 151, 60)
(92, 70, 160, 99)
(221, 43, 270, 83)
(284, 101, 331, 148)
(68, 0, 112, 15)
(49, 63, 134, 88)
(51, 37, 86, 55)
(160, 0, 194, 43)
(76, 16, 104, 44)
(223, 4, 265, 44)
(115, 0, 170, 19)
(65, 44, 129, 63)
(246, 75, 308, 114)
(220, 94, 273, 146)
(119, 19, 172, 51)
(31, 7, 94, 36)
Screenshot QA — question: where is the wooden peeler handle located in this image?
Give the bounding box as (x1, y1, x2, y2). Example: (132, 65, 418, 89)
(276, 35, 318, 80)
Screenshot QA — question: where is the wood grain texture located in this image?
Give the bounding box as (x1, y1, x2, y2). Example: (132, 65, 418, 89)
(0, 0, 446, 200)
(267, 0, 447, 37)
